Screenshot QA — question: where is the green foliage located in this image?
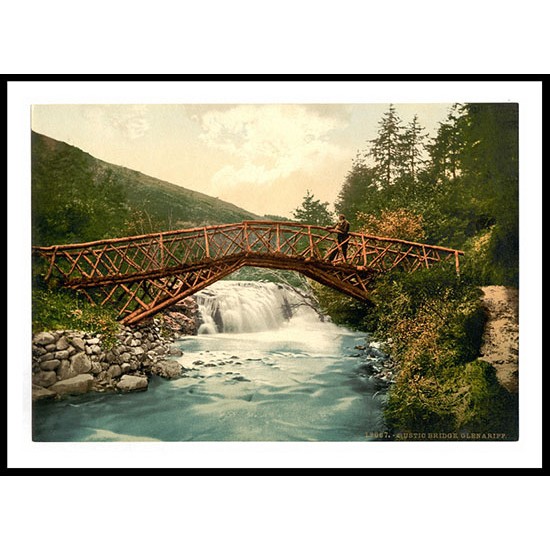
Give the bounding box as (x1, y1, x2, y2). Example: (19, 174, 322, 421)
(399, 115, 428, 182)
(426, 104, 463, 183)
(384, 358, 517, 437)
(310, 283, 375, 332)
(357, 208, 426, 241)
(371, 266, 483, 356)
(32, 133, 128, 245)
(334, 163, 381, 225)
(365, 104, 405, 188)
(368, 266, 517, 438)
(334, 103, 519, 287)
(32, 287, 121, 346)
(292, 190, 334, 226)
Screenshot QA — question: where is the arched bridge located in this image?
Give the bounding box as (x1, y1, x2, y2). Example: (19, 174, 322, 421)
(33, 221, 464, 325)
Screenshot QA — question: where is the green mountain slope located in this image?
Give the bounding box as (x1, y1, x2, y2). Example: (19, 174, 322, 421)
(31, 131, 261, 245)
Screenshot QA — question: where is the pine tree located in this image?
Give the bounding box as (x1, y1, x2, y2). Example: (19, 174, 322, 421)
(368, 104, 405, 188)
(400, 115, 428, 183)
(292, 190, 334, 226)
(427, 104, 463, 183)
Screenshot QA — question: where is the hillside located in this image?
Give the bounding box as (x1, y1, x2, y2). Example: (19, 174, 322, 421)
(31, 131, 261, 245)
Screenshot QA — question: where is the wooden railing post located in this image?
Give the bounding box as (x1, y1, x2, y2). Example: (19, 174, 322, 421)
(422, 245, 430, 269)
(204, 227, 210, 258)
(45, 246, 59, 280)
(159, 233, 164, 268)
(243, 221, 249, 253)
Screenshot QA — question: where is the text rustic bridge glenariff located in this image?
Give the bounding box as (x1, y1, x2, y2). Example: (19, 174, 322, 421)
(33, 221, 464, 325)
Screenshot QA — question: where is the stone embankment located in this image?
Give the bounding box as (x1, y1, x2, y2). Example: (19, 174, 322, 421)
(32, 297, 199, 401)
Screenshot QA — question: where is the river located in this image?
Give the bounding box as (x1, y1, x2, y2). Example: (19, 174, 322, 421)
(32, 281, 389, 442)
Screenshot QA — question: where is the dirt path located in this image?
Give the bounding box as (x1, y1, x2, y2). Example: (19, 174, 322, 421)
(479, 285, 519, 393)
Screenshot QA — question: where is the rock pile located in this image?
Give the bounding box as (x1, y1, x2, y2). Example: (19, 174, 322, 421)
(31, 319, 173, 400)
(32, 296, 202, 401)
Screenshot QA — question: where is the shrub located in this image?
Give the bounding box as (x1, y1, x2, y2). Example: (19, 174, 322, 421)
(369, 265, 516, 438)
(357, 208, 426, 241)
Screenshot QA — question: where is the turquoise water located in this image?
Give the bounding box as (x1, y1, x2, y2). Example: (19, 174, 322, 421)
(32, 282, 388, 442)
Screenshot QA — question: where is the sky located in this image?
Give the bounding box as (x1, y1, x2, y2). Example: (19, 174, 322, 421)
(31, 103, 454, 218)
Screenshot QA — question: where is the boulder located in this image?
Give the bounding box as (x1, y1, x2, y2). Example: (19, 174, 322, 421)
(33, 332, 56, 346)
(120, 362, 131, 373)
(168, 346, 183, 357)
(91, 361, 103, 374)
(56, 336, 70, 350)
(32, 345, 47, 357)
(107, 365, 122, 378)
(151, 345, 168, 356)
(50, 374, 94, 396)
(104, 351, 117, 363)
(71, 352, 92, 374)
(70, 336, 86, 352)
(57, 360, 74, 380)
(32, 385, 57, 401)
(32, 370, 57, 387)
(152, 360, 182, 379)
(116, 375, 148, 392)
(54, 349, 71, 360)
(40, 359, 61, 371)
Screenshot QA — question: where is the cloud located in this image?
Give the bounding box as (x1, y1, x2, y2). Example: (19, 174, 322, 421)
(83, 105, 150, 140)
(199, 105, 347, 189)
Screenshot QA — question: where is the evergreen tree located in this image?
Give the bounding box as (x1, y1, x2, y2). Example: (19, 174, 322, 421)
(334, 161, 379, 224)
(292, 190, 334, 226)
(426, 104, 463, 183)
(458, 103, 519, 285)
(367, 104, 405, 188)
(400, 115, 428, 183)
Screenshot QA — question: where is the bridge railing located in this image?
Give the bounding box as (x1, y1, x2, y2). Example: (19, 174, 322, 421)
(32, 220, 464, 286)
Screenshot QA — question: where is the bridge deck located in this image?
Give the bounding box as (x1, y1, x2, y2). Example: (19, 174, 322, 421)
(33, 221, 463, 325)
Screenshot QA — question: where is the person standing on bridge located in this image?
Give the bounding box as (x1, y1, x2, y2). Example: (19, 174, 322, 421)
(326, 214, 351, 262)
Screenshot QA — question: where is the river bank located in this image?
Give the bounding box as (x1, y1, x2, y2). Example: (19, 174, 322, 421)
(31, 297, 200, 400)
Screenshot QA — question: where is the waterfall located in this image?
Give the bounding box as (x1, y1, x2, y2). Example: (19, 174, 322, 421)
(195, 280, 320, 334)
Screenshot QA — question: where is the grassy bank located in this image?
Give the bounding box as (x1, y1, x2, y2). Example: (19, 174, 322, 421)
(32, 286, 122, 347)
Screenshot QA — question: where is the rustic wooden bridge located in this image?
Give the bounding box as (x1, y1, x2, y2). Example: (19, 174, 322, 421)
(33, 221, 464, 325)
